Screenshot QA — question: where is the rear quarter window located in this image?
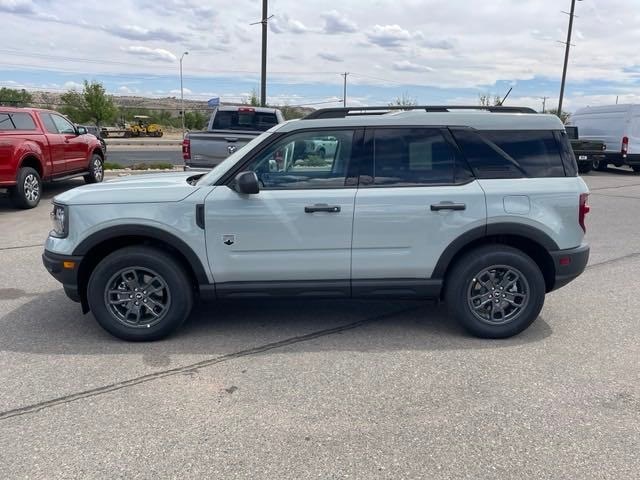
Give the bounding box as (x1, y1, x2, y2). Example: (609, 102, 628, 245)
(451, 129, 566, 178)
(0, 112, 37, 131)
(212, 110, 278, 132)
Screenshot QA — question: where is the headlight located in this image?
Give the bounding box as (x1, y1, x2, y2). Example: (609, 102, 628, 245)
(50, 204, 68, 238)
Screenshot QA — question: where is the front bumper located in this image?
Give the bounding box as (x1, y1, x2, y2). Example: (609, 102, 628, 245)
(550, 244, 590, 291)
(42, 250, 83, 303)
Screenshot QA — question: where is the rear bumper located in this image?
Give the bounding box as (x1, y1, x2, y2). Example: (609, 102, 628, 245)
(550, 244, 590, 291)
(596, 152, 640, 166)
(42, 250, 83, 303)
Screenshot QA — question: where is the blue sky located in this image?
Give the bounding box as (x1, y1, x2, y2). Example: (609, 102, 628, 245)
(1, 0, 639, 112)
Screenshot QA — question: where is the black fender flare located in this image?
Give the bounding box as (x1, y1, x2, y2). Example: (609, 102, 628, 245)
(431, 222, 559, 279)
(73, 224, 210, 284)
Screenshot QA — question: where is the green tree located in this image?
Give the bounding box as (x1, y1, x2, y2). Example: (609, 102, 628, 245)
(243, 88, 261, 107)
(278, 105, 306, 120)
(547, 108, 570, 124)
(0, 88, 33, 107)
(389, 92, 418, 107)
(60, 81, 117, 127)
(184, 111, 207, 130)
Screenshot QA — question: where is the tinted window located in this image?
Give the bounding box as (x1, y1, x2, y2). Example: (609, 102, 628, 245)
(0, 113, 14, 130)
(51, 114, 76, 135)
(372, 128, 456, 186)
(212, 110, 278, 132)
(11, 113, 36, 130)
(0, 113, 36, 131)
(41, 114, 59, 134)
(484, 130, 565, 177)
(565, 126, 578, 139)
(451, 129, 523, 179)
(243, 130, 354, 189)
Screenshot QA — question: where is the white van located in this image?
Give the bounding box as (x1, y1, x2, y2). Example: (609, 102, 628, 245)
(570, 104, 640, 172)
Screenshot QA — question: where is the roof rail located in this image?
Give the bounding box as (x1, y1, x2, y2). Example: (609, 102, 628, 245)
(303, 105, 537, 120)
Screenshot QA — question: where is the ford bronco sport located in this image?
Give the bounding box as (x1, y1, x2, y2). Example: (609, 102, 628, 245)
(43, 106, 590, 341)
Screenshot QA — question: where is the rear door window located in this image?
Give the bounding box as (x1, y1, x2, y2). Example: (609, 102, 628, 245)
(41, 114, 59, 134)
(212, 110, 278, 132)
(369, 128, 457, 186)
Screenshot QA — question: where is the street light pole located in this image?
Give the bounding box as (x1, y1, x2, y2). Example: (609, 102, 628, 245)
(341, 72, 349, 107)
(558, 0, 581, 115)
(180, 51, 189, 137)
(261, 0, 268, 106)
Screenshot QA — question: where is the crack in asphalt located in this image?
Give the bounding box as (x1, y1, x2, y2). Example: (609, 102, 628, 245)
(0, 306, 419, 422)
(586, 251, 640, 270)
(591, 193, 640, 201)
(0, 243, 43, 252)
(589, 181, 640, 191)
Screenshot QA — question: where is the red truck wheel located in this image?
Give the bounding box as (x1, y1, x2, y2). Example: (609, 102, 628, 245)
(10, 167, 42, 209)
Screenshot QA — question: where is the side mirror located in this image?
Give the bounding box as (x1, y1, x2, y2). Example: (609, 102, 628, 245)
(234, 171, 260, 195)
(76, 126, 87, 135)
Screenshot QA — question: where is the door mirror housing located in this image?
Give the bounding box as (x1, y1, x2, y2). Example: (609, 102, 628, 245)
(76, 126, 88, 135)
(234, 171, 260, 195)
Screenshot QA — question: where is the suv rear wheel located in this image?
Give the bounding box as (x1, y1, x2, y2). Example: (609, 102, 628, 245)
(445, 245, 545, 338)
(10, 166, 42, 209)
(87, 246, 194, 341)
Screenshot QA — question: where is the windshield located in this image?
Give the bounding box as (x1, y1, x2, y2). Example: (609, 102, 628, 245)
(196, 131, 274, 186)
(212, 110, 278, 132)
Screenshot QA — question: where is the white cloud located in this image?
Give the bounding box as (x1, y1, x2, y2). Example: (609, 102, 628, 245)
(107, 25, 183, 42)
(366, 24, 422, 48)
(63, 81, 84, 90)
(122, 46, 177, 62)
(392, 61, 434, 73)
(321, 10, 357, 34)
(270, 14, 310, 34)
(318, 52, 343, 63)
(169, 88, 193, 95)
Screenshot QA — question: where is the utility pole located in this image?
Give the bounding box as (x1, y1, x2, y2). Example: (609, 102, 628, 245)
(251, 1, 273, 106)
(260, 0, 268, 106)
(341, 72, 349, 107)
(558, 0, 581, 115)
(180, 51, 189, 137)
(541, 96, 549, 113)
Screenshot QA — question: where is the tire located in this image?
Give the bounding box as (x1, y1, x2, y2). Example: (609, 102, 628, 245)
(87, 246, 194, 341)
(10, 166, 42, 209)
(631, 165, 640, 173)
(84, 154, 104, 184)
(593, 159, 607, 171)
(445, 245, 546, 339)
(158, 131, 163, 138)
(578, 162, 592, 174)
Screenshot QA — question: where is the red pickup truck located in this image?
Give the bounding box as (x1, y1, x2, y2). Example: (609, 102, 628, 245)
(0, 107, 105, 208)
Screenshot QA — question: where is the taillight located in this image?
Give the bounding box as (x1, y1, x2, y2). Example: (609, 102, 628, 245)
(182, 137, 191, 160)
(238, 107, 255, 113)
(579, 193, 590, 233)
(622, 136, 629, 156)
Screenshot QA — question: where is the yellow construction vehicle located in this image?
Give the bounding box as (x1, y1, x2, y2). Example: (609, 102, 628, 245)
(130, 115, 164, 137)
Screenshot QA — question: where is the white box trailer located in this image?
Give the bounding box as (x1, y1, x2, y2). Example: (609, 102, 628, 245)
(570, 104, 640, 172)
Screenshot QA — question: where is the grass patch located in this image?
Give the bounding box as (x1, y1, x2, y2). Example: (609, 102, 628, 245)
(130, 162, 175, 170)
(104, 162, 124, 170)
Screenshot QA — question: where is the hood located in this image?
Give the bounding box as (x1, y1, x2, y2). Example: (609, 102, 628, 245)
(55, 172, 201, 205)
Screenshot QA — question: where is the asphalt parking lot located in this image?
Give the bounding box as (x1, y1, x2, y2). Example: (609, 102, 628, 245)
(0, 169, 639, 479)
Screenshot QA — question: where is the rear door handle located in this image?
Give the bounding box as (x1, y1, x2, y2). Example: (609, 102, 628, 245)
(430, 202, 466, 211)
(305, 204, 341, 213)
(224, 137, 238, 142)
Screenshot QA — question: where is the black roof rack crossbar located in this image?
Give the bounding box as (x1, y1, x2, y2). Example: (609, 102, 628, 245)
(303, 105, 537, 120)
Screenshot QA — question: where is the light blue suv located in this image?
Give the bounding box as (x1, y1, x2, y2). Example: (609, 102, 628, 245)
(43, 106, 590, 341)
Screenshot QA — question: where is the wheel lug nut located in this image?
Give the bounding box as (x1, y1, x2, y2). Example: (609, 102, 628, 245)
(129, 295, 133, 299)
(135, 302, 139, 306)
(143, 299, 147, 303)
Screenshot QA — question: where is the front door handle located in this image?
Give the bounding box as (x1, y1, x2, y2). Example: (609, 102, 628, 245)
(430, 202, 466, 211)
(305, 204, 341, 213)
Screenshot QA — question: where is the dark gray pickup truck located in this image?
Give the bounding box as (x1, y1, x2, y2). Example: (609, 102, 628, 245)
(565, 126, 607, 174)
(183, 106, 284, 171)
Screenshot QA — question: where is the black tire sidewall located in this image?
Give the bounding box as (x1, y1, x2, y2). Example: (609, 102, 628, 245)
(84, 154, 104, 184)
(11, 167, 41, 209)
(87, 247, 193, 341)
(446, 246, 546, 339)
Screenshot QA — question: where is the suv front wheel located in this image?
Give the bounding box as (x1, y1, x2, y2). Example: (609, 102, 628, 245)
(87, 246, 194, 341)
(445, 245, 546, 339)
